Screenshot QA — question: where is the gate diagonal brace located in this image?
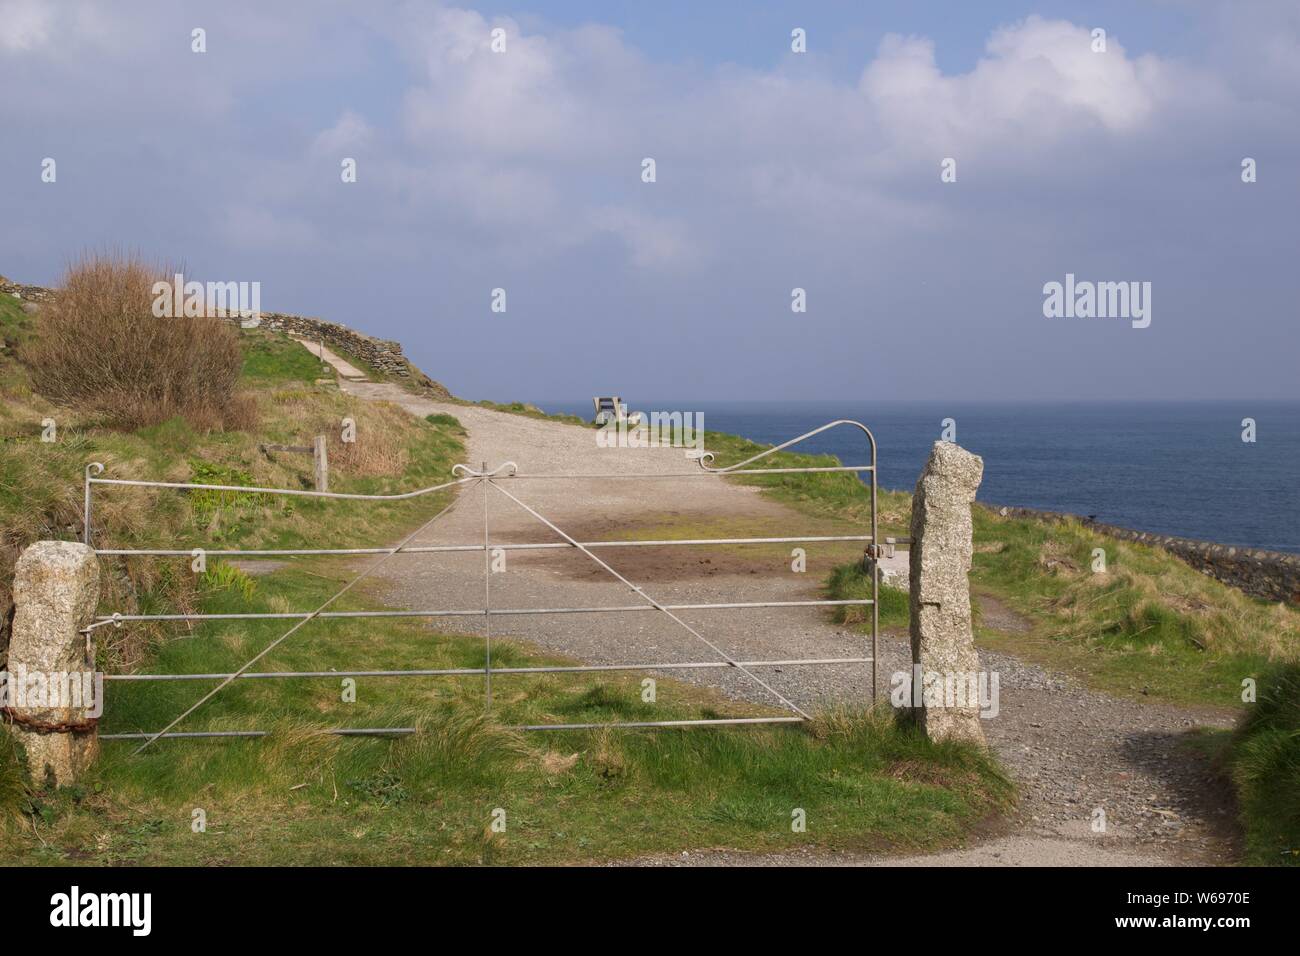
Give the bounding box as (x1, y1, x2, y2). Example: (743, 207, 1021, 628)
(129, 483, 477, 754)
(486, 478, 811, 721)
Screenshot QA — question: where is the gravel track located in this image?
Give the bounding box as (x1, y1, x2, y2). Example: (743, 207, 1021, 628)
(340, 380, 1240, 867)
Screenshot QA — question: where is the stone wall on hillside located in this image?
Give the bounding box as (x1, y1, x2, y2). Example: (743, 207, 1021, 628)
(257, 311, 449, 396)
(988, 505, 1300, 605)
(0, 277, 55, 303)
(0, 277, 451, 397)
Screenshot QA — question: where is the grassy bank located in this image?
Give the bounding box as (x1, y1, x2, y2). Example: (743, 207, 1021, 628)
(1212, 664, 1300, 863)
(1, 297, 464, 671)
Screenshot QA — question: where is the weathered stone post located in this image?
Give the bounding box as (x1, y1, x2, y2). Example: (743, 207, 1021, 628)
(908, 442, 986, 745)
(2, 541, 101, 786)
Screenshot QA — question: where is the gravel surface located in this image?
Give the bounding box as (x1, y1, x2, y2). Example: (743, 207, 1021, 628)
(341, 381, 1241, 867)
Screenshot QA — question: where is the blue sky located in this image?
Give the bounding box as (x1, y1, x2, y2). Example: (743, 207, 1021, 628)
(1, 1, 1297, 403)
(493, 1, 1206, 74)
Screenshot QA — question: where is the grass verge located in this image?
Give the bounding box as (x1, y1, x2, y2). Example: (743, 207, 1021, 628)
(0, 557, 1010, 864)
(448, 398, 588, 427)
(1212, 664, 1300, 864)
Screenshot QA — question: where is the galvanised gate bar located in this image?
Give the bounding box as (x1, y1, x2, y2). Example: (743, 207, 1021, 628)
(81, 420, 882, 748)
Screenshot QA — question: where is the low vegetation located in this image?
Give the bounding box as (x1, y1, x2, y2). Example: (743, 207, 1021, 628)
(827, 563, 910, 630)
(452, 398, 587, 427)
(1216, 664, 1300, 863)
(20, 255, 251, 431)
(0, 285, 1010, 864)
(0, 290, 464, 672)
(0, 563, 1011, 864)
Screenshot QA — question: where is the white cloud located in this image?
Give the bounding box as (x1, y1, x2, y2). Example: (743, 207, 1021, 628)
(0, 0, 54, 52)
(860, 16, 1178, 157)
(588, 207, 700, 270)
(311, 110, 374, 157)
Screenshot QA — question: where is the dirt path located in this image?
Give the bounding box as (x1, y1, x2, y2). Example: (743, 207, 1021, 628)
(341, 379, 1240, 866)
(295, 337, 369, 380)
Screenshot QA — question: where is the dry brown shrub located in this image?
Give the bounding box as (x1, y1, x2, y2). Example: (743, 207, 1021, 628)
(22, 254, 252, 431)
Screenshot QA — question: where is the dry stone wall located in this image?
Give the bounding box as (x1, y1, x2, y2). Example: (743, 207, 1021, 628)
(257, 311, 449, 395)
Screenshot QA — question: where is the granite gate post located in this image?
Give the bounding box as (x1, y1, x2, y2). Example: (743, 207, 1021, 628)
(907, 442, 987, 745)
(2, 541, 102, 786)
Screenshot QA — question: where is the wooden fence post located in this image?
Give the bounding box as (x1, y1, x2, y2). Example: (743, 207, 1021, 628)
(313, 435, 328, 493)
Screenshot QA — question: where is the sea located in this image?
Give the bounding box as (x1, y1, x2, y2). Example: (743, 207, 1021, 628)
(536, 400, 1300, 554)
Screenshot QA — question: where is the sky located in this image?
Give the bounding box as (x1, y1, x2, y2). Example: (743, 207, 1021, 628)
(1, 1, 1297, 403)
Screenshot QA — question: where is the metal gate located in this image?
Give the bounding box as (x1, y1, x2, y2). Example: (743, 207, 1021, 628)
(82, 419, 881, 750)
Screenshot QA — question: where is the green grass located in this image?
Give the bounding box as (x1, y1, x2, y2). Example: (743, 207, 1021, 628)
(425, 412, 465, 434)
(238, 328, 327, 384)
(0, 323, 470, 672)
(827, 562, 910, 630)
(700, 429, 894, 528)
(1216, 664, 1300, 864)
(455, 398, 588, 427)
(0, 555, 1010, 865)
(963, 511, 1291, 707)
(0, 291, 30, 334)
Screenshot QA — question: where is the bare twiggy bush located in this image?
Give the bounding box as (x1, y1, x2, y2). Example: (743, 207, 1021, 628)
(23, 254, 250, 431)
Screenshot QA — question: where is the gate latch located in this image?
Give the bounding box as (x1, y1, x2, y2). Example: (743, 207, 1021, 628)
(864, 541, 896, 561)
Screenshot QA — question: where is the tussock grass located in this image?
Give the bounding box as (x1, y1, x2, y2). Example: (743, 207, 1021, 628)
(392, 703, 532, 789)
(826, 562, 909, 629)
(968, 511, 1299, 704)
(425, 412, 465, 433)
(0, 728, 29, 825)
(1221, 664, 1300, 864)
